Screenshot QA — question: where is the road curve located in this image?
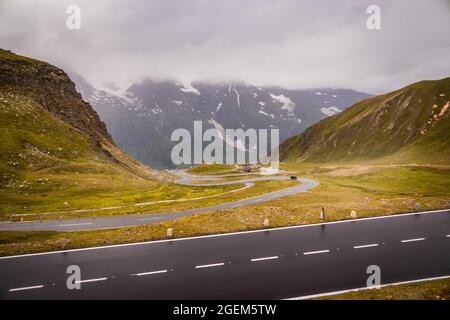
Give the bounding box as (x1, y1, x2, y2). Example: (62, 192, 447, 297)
(0, 171, 319, 232)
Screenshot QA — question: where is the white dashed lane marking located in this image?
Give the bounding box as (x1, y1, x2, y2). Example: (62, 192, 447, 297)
(303, 250, 330, 255)
(251, 256, 279, 262)
(75, 277, 107, 284)
(58, 222, 93, 227)
(195, 263, 225, 269)
(401, 238, 426, 243)
(9, 285, 44, 292)
(132, 270, 168, 276)
(137, 217, 163, 221)
(353, 243, 379, 249)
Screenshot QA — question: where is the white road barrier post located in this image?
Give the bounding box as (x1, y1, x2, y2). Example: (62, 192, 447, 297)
(263, 218, 270, 228)
(351, 210, 357, 219)
(415, 203, 421, 211)
(167, 228, 173, 237)
(320, 207, 325, 220)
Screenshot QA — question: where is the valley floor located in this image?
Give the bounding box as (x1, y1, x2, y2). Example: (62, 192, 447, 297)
(0, 163, 449, 256)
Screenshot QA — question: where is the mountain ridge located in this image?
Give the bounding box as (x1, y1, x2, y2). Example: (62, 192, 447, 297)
(0, 48, 170, 182)
(71, 75, 371, 168)
(280, 77, 450, 164)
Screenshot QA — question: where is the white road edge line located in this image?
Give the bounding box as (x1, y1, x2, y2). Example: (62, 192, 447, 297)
(353, 243, 379, 249)
(137, 217, 163, 221)
(400, 237, 426, 243)
(1, 209, 448, 260)
(75, 277, 107, 284)
(58, 222, 94, 227)
(9, 285, 44, 292)
(285, 275, 450, 300)
(195, 263, 225, 269)
(303, 250, 330, 255)
(132, 270, 168, 276)
(251, 256, 279, 262)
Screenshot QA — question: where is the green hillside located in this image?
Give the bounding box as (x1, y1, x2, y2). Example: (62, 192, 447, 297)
(0, 49, 174, 215)
(281, 78, 450, 164)
(0, 49, 287, 219)
(0, 49, 169, 177)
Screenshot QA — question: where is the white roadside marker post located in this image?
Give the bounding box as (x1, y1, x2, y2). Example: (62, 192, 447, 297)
(167, 228, 173, 237)
(415, 203, 421, 211)
(320, 207, 325, 221)
(263, 218, 270, 228)
(351, 210, 357, 219)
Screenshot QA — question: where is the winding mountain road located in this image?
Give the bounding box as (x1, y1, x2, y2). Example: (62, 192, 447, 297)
(0, 171, 319, 231)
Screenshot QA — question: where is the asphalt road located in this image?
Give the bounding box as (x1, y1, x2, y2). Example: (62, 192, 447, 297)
(0, 172, 319, 231)
(1, 209, 449, 299)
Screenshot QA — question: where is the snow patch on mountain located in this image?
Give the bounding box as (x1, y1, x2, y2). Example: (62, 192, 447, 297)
(269, 93, 295, 113)
(208, 119, 249, 152)
(320, 106, 342, 116)
(180, 83, 201, 96)
(233, 84, 241, 108)
(258, 110, 275, 118)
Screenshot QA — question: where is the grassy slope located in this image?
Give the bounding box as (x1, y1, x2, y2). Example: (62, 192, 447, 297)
(0, 49, 42, 63)
(281, 78, 450, 164)
(1, 50, 270, 219)
(1, 163, 449, 256)
(316, 278, 450, 300)
(187, 164, 237, 174)
(1, 81, 290, 219)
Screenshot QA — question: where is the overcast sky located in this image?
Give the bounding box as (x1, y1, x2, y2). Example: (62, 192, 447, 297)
(1, 0, 449, 94)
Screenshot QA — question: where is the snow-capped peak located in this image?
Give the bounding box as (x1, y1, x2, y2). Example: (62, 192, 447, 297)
(269, 93, 295, 113)
(320, 106, 342, 116)
(180, 83, 201, 96)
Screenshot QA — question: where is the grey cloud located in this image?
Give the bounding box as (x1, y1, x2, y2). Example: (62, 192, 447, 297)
(0, 0, 449, 94)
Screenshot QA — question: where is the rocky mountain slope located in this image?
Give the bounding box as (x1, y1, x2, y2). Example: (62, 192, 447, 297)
(280, 78, 450, 164)
(71, 75, 370, 168)
(0, 49, 169, 185)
